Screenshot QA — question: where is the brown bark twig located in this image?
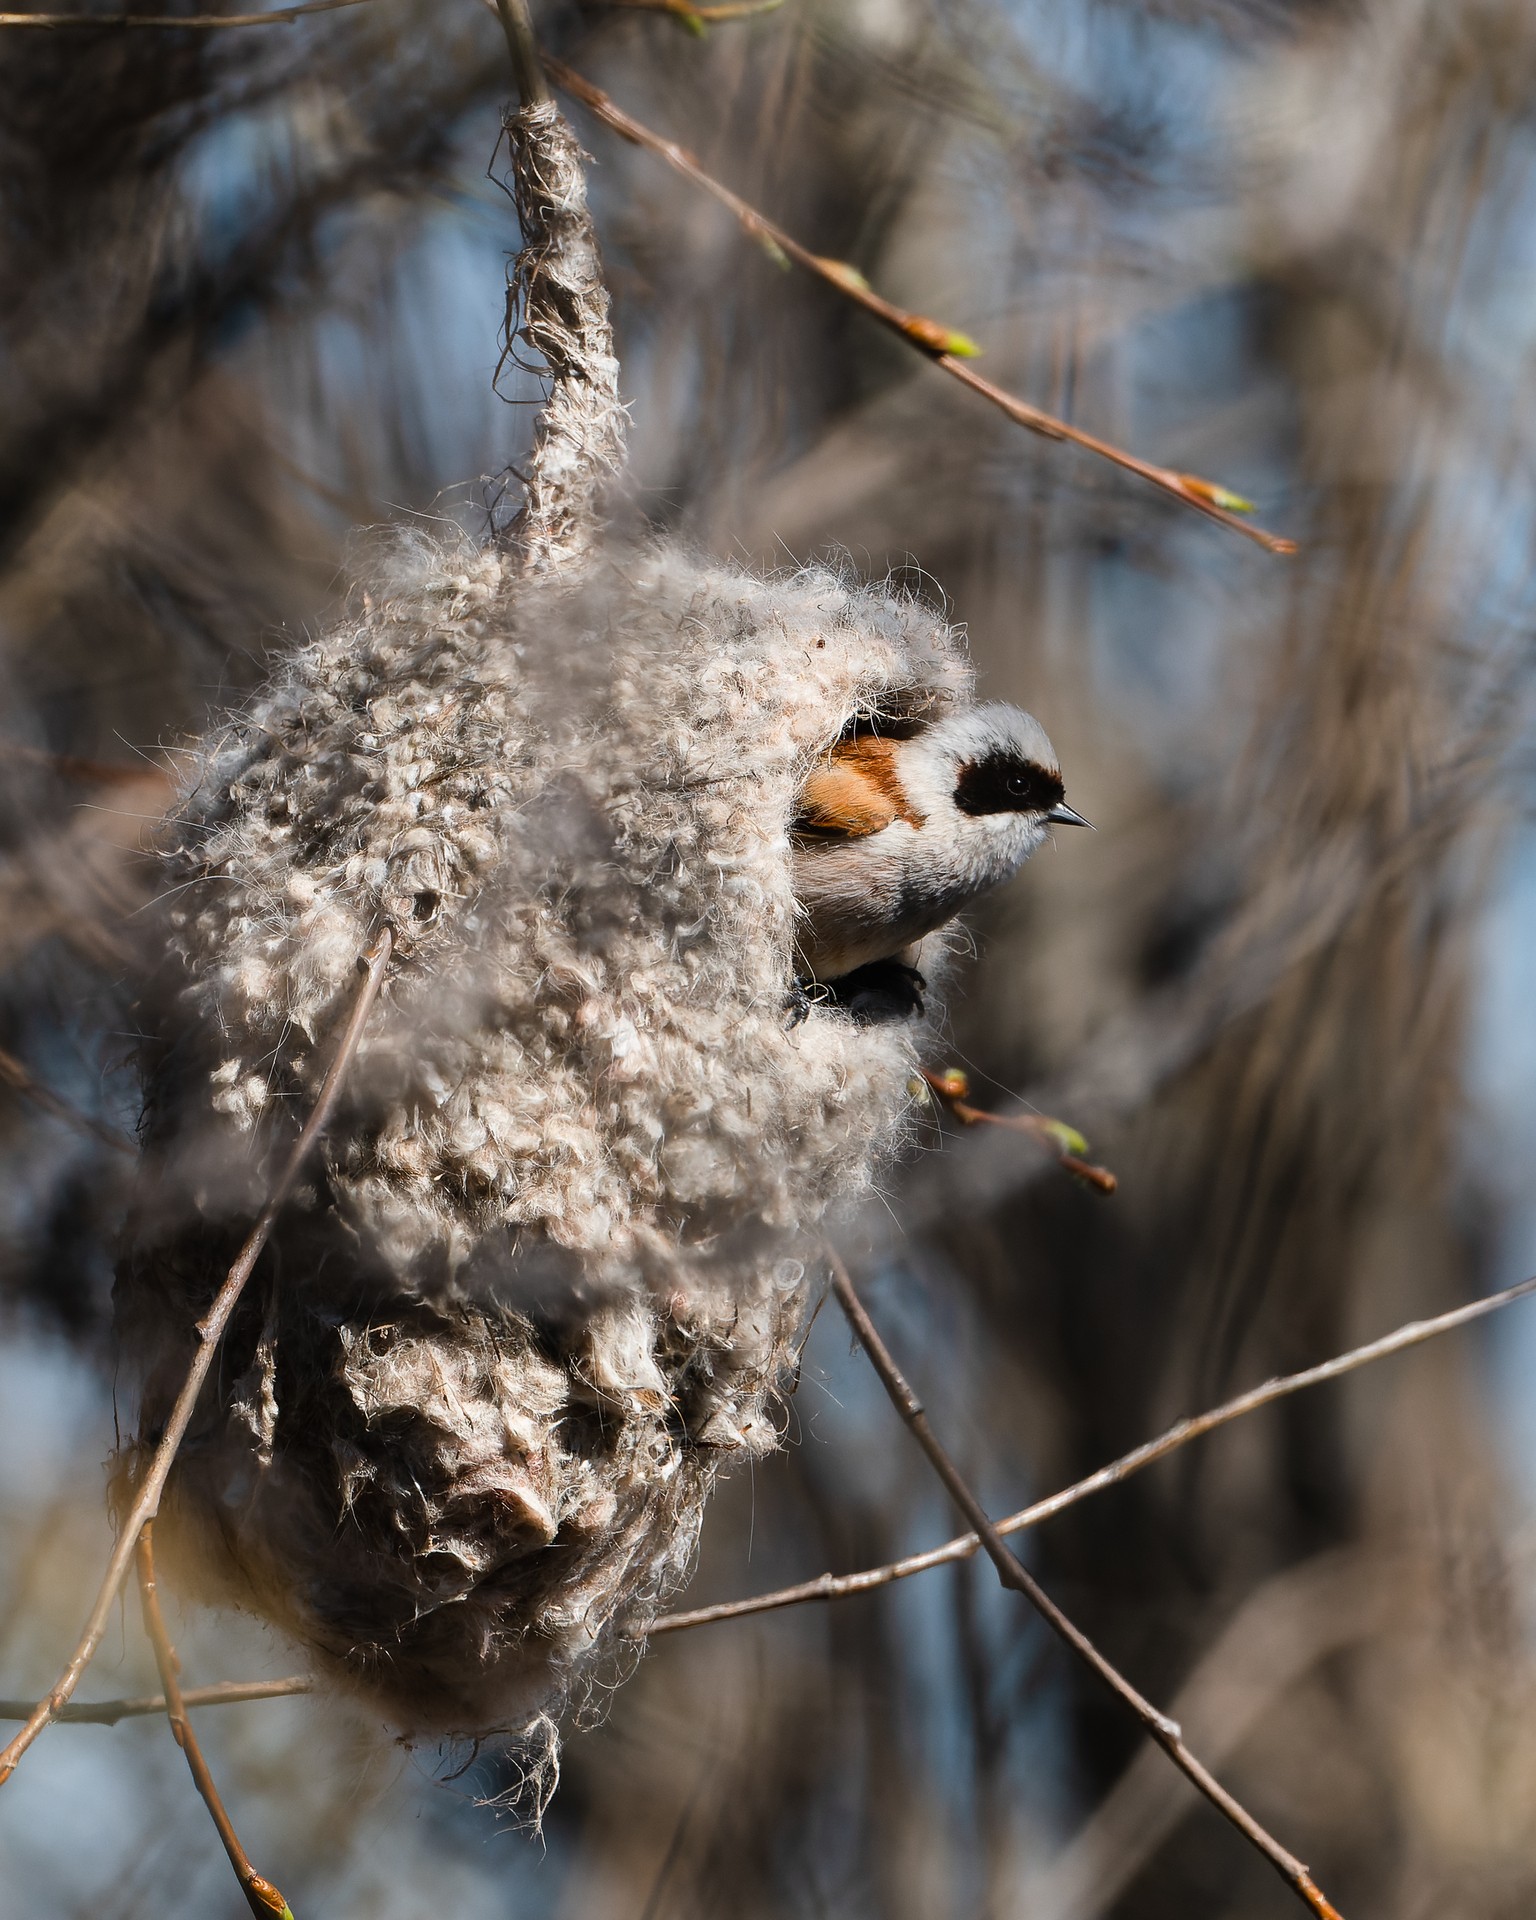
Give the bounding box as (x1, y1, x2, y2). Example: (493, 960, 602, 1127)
(654, 1266, 1536, 1635)
(0, 1041, 135, 1155)
(0, 928, 392, 1788)
(540, 55, 1296, 555)
(0, 1677, 314, 1725)
(919, 1066, 1116, 1193)
(0, 0, 368, 27)
(135, 1526, 294, 1919)
(1031, 1552, 1387, 1920)
(827, 1252, 1344, 1920)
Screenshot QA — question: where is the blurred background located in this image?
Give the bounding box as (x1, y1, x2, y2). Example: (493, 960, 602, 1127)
(3, 0, 1536, 1915)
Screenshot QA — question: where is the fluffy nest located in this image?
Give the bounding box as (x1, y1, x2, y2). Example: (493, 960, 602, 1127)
(116, 533, 972, 1736)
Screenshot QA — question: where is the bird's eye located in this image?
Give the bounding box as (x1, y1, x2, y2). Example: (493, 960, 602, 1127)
(1006, 773, 1029, 797)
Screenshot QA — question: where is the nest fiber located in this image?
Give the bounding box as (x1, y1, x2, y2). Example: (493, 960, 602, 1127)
(117, 535, 971, 1735)
(501, 98, 625, 574)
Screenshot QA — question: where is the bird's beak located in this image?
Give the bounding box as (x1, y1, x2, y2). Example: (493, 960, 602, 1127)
(1046, 803, 1094, 829)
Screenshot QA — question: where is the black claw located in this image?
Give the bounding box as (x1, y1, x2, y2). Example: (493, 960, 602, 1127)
(784, 978, 814, 1029)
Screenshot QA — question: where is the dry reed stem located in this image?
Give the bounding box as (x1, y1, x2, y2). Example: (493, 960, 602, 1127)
(0, 1678, 314, 1725)
(135, 1525, 295, 1920)
(828, 1252, 1345, 1920)
(539, 54, 1296, 556)
(0, 0, 367, 26)
(0, 1040, 135, 1155)
(0, 928, 392, 1787)
(654, 1268, 1536, 1634)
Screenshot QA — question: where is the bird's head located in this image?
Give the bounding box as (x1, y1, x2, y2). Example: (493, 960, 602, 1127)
(899, 703, 1090, 844)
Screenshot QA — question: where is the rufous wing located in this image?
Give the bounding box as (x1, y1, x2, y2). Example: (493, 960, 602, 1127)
(792, 761, 900, 839)
(792, 733, 926, 839)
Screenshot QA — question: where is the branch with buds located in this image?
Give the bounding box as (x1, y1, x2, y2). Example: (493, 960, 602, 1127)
(0, 0, 1292, 555)
(919, 1065, 1117, 1192)
(136, 1526, 295, 1920)
(540, 55, 1296, 555)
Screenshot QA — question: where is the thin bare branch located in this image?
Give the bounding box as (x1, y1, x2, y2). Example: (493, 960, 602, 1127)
(1031, 1552, 1388, 1920)
(136, 1526, 294, 1920)
(0, 928, 392, 1787)
(0, 1677, 314, 1725)
(827, 1252, 1344, 1920)
(0, 1041, 135, 1154)
(16, 1271, 1530, 1737)
(540, 55, 1296, 555)
(0, 0, 368, 27)
(3, 741, 163, 786)
(654, 1267, 1536, 1635)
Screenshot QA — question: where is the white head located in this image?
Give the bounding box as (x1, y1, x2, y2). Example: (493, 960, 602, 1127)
(898, 704, 1088, 873)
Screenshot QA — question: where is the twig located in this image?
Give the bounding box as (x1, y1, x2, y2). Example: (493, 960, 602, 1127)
(136, 1526, 294, 1920)
(653, 1267, 1536, 1636)
(604, 0, 782, 30)
(492, 0, 549, 106)
(920, 1066, 1116, 1193)
(828, 1253, 1343, 1920)
(0, 0, 368, 27)
(0, 1041, 135, 1155)
(0, 1677, 314, 1725)
(3, 740, 162, 785)
(541, 55, 1296, 555)
(1032, 1552, 1386, 1920)
(0, 928, 392, 1788)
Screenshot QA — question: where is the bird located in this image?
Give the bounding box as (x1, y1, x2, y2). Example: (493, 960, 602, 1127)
(788, 702, 1089, 1019)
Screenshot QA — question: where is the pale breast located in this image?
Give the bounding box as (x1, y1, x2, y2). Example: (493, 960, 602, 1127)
(790, 793, 1045, 981)
(790, 826, 972, 978)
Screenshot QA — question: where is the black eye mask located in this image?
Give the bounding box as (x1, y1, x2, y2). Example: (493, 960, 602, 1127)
(954, 750, 1066, 817)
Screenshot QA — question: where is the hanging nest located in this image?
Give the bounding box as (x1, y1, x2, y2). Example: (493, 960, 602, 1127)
(113, 98, 974, 1740)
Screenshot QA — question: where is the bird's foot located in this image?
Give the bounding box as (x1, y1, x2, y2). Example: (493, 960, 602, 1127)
(785, 976, 837, 1028)
(825, 960, 927, 1025)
